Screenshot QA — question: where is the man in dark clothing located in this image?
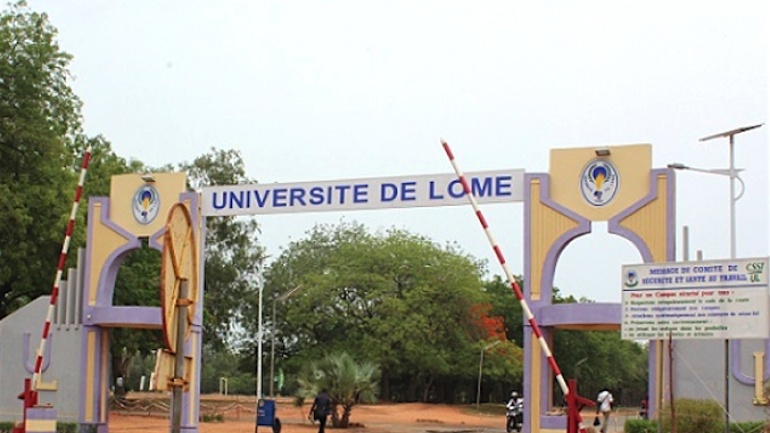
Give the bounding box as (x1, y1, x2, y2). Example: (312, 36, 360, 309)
(309, 389, 332, 433)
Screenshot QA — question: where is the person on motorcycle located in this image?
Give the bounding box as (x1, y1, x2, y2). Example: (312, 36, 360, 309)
(506, 391, 523, 410)
(506, 391, 524, 433)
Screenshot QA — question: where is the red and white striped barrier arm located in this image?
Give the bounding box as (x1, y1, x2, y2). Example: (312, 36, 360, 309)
(32, 144, 92, 390)
(441, 139, 569, 397)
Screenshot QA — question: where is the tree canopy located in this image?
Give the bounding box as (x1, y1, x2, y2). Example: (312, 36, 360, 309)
(259, 221, 522, 403)
(178, 148, 264, 349)
(0, 1, 83, 317)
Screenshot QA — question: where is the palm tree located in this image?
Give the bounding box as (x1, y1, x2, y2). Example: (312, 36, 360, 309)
(297, 352, 381, 428)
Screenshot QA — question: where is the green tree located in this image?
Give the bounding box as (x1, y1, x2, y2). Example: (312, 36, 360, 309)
(125, 350, 156, 391)
(483, 275, 525, 346)
(296, 352, 380, 428)
(199, 343, 255, 395)
(178, 147, 264, 349)
(0, 1, 85, 318)
(0, 2, 138, 319)
(262, 221, 518, 403)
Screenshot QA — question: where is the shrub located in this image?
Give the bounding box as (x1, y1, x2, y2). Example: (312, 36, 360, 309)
(729, 421, 765, 433)
(624, 418, 657, 433)
(200, 413, 224, 423)
(659, 399, 722, 433)
(0, 421, 79, 433)
(56, 422, 78, 433)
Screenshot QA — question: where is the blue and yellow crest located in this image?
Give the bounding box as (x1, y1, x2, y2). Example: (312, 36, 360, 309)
(132, 184, 160, 225)
(580, 159, 619, 207)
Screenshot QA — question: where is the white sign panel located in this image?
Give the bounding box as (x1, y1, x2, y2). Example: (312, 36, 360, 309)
(621, 257, 770, 340)
(201, 169, 525, 217)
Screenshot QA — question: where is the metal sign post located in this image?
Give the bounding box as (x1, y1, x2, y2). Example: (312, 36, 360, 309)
(171, 280, 190, 433)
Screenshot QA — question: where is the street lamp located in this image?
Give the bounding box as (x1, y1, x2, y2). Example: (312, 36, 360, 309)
(666, 163, 746, 252)
(269, 285, 302, 397)
(668, 122, 763, 433)
(668, 123, 761, 258)
(476, 340, 502, 409)
(256, 272, 264, 400)
(574, 357, 589, 390)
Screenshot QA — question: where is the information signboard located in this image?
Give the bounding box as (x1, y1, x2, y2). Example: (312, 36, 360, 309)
(201, 169, 524, 217)
(621, 257, 769, 340)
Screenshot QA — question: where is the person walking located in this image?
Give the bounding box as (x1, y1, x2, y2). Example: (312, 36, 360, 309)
(309, 389, 332, 433)
(595, 388, 614, 433)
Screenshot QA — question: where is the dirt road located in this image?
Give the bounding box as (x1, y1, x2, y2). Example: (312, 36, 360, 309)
(109, 398, 633, 433)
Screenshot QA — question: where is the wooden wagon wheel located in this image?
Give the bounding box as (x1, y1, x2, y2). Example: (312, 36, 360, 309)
(160, 202, 198, 353)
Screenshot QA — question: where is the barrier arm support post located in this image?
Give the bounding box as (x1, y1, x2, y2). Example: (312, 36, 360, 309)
(566, 379, 595, 433)
(171, 280, 190, 433)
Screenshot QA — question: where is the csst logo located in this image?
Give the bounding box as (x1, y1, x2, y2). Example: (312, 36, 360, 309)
(746, 261, 766, 283)
(580, 159, 619, 207)
(132, 184, 160, 225)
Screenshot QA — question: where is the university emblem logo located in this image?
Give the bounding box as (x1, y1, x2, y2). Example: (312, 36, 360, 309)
(132, 184, 160, 224)
(624, 269, 639, 288)
(580, 159, 619, 207)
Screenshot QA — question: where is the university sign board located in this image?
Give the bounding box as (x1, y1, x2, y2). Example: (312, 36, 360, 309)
(201, 169, 525, 217)
(621, 257, 770, 340)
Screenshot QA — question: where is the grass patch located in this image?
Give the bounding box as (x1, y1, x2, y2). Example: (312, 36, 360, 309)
(200, 413, 224, 423)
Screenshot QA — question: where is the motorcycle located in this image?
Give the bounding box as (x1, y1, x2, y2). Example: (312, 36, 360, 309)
(506, 398, 524, 433)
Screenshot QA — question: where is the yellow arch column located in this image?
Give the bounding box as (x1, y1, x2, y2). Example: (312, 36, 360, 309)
(524, 144, 674, 433)
(82, 197, 134, 425)
(525, 175, 586, 433)
(80, 173, 199, 433)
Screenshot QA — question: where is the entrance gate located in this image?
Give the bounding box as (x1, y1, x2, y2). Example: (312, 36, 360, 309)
(198, 143, 675, 433)
(2, 141, 763, 433)
(71, 142, 692, 433)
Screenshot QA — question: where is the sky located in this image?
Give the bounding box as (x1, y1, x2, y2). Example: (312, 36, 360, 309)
(26, 1, 769, 303)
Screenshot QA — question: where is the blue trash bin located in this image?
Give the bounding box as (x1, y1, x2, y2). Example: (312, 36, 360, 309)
(256, 398, 275, 426)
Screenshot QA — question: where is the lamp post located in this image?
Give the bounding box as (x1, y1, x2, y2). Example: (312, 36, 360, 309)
(256, 272, 264, 401)
(476, 340, 502, 409)
(667, 122, 762, 433)
(665, 164, 746, 255)
(269, 285, 302, 397)
(574, 357, 588, 390)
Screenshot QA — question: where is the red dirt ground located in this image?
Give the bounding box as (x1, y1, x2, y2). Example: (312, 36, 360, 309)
(110, 398, 506, 433)
(108, 396, 630, 433)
